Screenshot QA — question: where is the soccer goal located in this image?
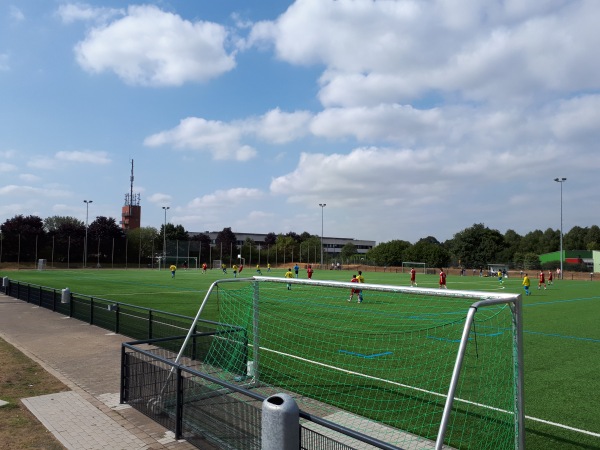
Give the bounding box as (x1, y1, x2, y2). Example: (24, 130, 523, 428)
(160, 256, 197, 270)
(37, 259, 47, 271)
(172, 277, 524, 450)
(401, 261, 426, 273)
(212, 259, 223, 270)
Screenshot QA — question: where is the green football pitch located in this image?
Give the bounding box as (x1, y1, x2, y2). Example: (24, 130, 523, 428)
(2, 267, 599, 450)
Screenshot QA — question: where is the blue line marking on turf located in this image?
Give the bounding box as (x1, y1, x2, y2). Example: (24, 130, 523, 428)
(339, 350, 393, 359)
(523, 330, 600, 343)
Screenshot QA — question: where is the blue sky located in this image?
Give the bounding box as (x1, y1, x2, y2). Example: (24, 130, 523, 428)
(1, 0, 599, 244)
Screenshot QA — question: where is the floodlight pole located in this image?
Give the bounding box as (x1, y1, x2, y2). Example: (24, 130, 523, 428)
(554, 178, 566, 279)
(83, 200, 92, 268)
(162, 206, 170, 271)
(319, 203, 326, 268)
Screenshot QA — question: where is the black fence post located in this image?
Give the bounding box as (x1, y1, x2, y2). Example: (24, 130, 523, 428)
(120, 346, 127, 405)
(148, 310, 153, 339)
(115, 306, 120, 334)
(175, 366, 183, 440)
(52, 288, 57, 312)
(90, 297, 94, 325)
(39, 286, 42, 306)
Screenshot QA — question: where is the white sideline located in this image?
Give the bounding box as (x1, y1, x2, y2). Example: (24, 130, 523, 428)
(257, 345, 600, 439)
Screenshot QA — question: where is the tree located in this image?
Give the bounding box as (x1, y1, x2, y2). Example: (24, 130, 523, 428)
(126, 227, 158, 265)
(87, 216, 125, 264)
(159, 223, 189, 241)
(564, 226, 587, 251)
(0, 215, 46, 262)
(340, 242, 357, 262)
(449, 223, 506, 268)
(276, 234, 297, 263)
(404, 240, 450, 268)
(44, 216, 84, 233)
(299, 236, 321, 264)
(215, 227, 237, 263)
(264, 232, 277, 246)
(365, 240, 411, 266)
(190, 232, 212, 264)
(585, 226, 600, 251)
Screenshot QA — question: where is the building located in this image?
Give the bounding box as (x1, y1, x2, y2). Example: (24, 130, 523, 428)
(189, 231, 376, 258)
(121, 194, 141, 230)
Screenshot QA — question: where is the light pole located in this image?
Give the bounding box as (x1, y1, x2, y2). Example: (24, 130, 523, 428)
(319, 203, 326, 268)
(554, 178, 566, 279)
(83, 200, 92, 268)
(162, 206, 170, 270)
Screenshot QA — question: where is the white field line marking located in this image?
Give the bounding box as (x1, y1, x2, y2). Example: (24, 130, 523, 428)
(256, 345, 600, 438)
(98, 291, 199, 296)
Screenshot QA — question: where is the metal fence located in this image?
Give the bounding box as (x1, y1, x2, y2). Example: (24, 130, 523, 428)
(1, 278, 398, 450)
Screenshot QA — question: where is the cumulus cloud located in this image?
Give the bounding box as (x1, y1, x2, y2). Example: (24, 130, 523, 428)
(147, 193, 173, 205)
(0, 185, 70, 198)
(0, 162, 17, 172)
(187, 188, 263, 208)
(248, 0, 600, 107)
(144, 108, 311, 160)
(57, 3, 124, 24)
(74, 5, 236, 86)
(55, 150, 111, 164)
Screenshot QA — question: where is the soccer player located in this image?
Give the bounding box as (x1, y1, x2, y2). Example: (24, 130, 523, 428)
(222, 264, 227, 274)
(439, 268, 447, 289)
(522, 273, 531, 296)
(356, 270, 365, 303)
(348, 274, 359, 302)
(182, 260, 188, 270)
(294, 263, 300, 278)
(538, 270, 547, 290)
(498, 270, 503, 285)
(307, 264, 313, 279)
(170, 264, 177, 278)
(284, 268, 293, 290)
(202, 262, 207, 274)
(256, 264, 262, 275)
(410, 267, 417, 287)
(232, 264, 238, 278)
(267, 263, 271, 272)
(547, 270, 553, 285)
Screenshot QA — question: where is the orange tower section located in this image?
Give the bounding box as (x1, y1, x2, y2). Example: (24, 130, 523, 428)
(121, 159, 141, 230)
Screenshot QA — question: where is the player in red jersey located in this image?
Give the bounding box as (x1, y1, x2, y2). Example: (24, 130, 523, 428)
(410, 267, 417, 287)
(439, 269, 447, 289)
(538, 270, 547, 290)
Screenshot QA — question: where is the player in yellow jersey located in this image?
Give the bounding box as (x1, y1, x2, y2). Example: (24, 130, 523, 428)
(522, 273, 531, 296)
(169, 264, 177, 278)
(284, 268, 293, 290)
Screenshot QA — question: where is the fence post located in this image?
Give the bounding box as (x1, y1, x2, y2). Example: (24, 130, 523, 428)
(262, 393, 300, 450)
(90, 297, 94, 325)
(175, 366, 183, 440)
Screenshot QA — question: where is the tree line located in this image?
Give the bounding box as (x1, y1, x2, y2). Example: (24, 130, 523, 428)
(1, 214, 598, 270)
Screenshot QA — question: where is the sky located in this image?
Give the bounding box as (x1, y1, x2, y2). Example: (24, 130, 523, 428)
(1, 0, 599, 244)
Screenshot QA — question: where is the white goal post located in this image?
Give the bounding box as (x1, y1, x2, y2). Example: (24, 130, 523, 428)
(171, 277, 525, 450)
(212, 259, 223, 270)
(401, 261, 426, 273)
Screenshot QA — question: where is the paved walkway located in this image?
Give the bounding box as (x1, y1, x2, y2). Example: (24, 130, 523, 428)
(0, 294, 197, 450)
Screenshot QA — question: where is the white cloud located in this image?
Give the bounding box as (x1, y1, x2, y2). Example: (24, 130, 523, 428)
(253, 108, 311, 144)
(0, 53, 9, 71)
(145, 117, 257, 161)
(248, 0, 600, 107)
(188, 188, 263, 208)
(27, 156, 57, 170)
(57, 3, 124, 24)
(74, 5, 236, 86)
(147, 193, 173, 205)
(9, 6, 25, 22)
(55, 150, 111, 164)
(19, 173, 40, 183)
(0, 162, 17, 172)
(0, 185, 70, 198)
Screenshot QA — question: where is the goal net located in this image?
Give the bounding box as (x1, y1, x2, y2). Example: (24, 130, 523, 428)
(37, 259, 47, 271)
(212, 259, 223, 270)
(175, 277, 524, 450)
(160, 256, 197, 270)
(401, 261, 426, 273)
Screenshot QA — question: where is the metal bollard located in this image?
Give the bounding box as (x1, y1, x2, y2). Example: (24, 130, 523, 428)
(61, 287, 71, 304)
(2, 277, 8, 287)
(262, 393, 299, 450)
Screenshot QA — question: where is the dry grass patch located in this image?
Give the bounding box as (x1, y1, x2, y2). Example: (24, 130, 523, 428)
(0, 337, 68, 449)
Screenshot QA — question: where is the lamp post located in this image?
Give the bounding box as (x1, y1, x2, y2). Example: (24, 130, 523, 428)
(319, 203, 326, 268)
(83, 200, 92, 268)
(162, 206, 170, 270)
(554, 178, 567, 279)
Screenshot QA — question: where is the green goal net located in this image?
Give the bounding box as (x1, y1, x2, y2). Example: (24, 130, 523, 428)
(178, 277, 524, 450)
